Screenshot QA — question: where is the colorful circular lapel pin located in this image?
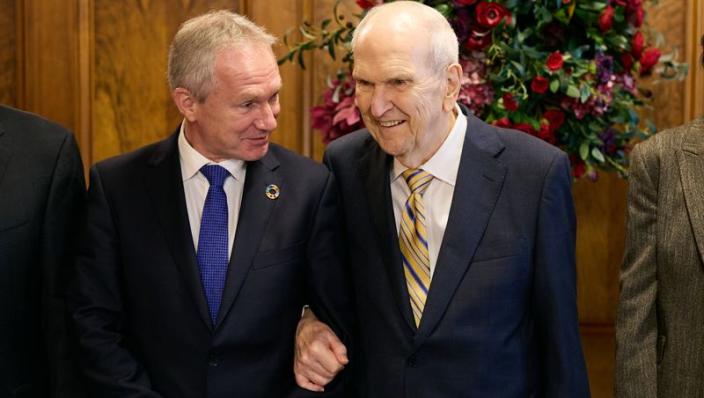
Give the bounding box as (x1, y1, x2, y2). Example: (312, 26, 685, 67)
(265, 184, 280, 200)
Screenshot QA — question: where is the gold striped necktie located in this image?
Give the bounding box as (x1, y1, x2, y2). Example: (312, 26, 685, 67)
(399, 168, 433, 327)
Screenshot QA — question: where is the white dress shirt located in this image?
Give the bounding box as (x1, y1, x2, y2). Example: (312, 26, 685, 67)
(391, 106, 467, 279)
(178, 122, 246, 259)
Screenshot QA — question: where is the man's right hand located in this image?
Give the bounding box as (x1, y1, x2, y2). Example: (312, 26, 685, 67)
(294, 308, 349, 392)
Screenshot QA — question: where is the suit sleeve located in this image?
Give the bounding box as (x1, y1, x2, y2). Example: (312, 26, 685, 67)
(40, 132, 88, 398)
(70, 166, 163, 398)
(615, 143, 658, 398)
(532, 152, 590, 397)
(304, 168, 356, 396)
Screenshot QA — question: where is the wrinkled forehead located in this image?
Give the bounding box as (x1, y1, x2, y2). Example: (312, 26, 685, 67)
(353, 29, 432, 79)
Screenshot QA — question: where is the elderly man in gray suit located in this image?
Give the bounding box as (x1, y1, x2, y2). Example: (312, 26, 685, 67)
(615, 35, 704, 397)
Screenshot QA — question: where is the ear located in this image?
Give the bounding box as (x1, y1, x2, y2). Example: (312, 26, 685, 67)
(171, 88, 199, 122)
(442, 63, 462, 113)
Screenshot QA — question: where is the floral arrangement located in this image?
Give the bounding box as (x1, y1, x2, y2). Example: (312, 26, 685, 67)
(280, 0, 686, 179)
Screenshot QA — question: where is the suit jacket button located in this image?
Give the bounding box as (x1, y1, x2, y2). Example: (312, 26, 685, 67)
(208, 354, 220, 367)
(407, 355, 417, 368)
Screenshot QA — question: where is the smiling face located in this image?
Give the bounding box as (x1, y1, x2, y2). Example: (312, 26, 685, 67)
(353, 25, 457, 168)
(179, 42, 282, 162)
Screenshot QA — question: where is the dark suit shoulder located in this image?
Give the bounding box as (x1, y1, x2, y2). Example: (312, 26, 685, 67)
(267, 143, 328, 179)
(494, 126, 565, 167)
(92, 135, 170, 176)
(324, 129, 373, 162)
(0, 105, 73, 151)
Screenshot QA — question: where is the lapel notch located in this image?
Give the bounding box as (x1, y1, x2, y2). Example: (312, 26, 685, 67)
(414, 113, 506, 347)
(678, 119, 704, 269)
(144, 132, 213, 330)
(359, 138, 417, 332)
(215, 150, 281, 328)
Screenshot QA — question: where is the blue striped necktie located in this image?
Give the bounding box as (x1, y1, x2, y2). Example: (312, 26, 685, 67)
(197, 165, 230, 325)
(399, 168, 433, 327)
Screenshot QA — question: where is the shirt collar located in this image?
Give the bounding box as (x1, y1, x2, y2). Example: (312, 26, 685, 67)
(178, 121, 246, 182)
(392, 104, 467, 187)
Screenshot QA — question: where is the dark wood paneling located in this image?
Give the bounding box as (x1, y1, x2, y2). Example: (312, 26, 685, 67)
(92, 0, 236, 164)
(19, 0, 80, 130)
(247, 1, 305, 153)
(642, 0, 688, 129)
(0, 0, 16, 106)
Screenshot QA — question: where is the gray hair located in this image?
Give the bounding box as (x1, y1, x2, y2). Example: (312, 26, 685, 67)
(167, 10, 277, 101)
(351, 1, 459, 76)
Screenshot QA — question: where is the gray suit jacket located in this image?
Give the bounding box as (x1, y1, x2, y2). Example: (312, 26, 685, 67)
(616, 118, 704, 397)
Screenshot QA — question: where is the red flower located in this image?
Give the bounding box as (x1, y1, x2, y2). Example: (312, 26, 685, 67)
(355, 0, 379, 9)
(614, 0, 627, 6)
(475, 2, 509, 29)
(572, 158, 586, 178)
(454, 0, 478, 5)
(543, 109, 565, 131)
(598, 6, 615, 32)
(546, 51, 564, 71)
(464, 30, 492, 51)
(621, 53, 634, 71)
(631, 31, 644, 58)
(639, 47, 661, 74)
(538, 123, 557, 144)
(513, 123, 537, 135)
(493, 117, 512, 128)
(531, 76, 549, 94)
(629, 6, 644, 27)
(502, 93, 518, 111)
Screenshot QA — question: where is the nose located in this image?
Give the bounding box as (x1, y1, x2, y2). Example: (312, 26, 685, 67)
(254, 102, 278, 131)
(370, 86, 392, 119)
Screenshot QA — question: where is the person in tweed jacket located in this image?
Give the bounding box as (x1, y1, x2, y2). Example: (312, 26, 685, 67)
(615, 35, 704, 397)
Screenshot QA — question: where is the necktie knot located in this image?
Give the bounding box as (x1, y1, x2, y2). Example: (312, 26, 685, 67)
(200, 165, 230, 188)
(402, 168, 433, 196)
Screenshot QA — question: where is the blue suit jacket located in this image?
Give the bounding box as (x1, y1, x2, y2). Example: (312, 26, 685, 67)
(71, 131, 353, 398)
(323, 109, 590, 397)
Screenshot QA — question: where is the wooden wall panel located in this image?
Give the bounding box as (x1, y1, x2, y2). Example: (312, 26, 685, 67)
(0, 0, 16, 106)
(685, 0, 704, 120)
(246, 1, 306, 153)
(18, 0, 82, 131)
(641, 0, 688, 130)
(92, 0, 237, 164)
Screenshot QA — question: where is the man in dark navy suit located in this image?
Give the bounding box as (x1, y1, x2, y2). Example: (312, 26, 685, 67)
(0, 105, 86, 397)
(71, 10, 351, 398)
(293, 2, 590, 397)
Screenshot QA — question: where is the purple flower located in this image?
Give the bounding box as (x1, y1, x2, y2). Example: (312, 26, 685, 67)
(596, 52, 614, 84)
(599, 127, 618, 155)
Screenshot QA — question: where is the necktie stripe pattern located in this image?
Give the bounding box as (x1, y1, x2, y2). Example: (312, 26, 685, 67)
(196, 165, 230, 325)
(399, 168, 433, 327)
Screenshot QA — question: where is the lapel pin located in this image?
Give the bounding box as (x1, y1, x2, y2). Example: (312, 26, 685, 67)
(265, 184, 280, 200)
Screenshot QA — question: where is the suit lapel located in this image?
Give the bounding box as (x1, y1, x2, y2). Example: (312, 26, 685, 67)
(677, 119, 704, 268)
(144, 131, 212, 330)
(215, 151, 280, 328)
(359, 139, 416, 332)
(415, 113, 506, 347)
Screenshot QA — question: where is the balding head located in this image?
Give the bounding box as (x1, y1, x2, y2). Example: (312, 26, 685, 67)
(352, 1, 458, 76)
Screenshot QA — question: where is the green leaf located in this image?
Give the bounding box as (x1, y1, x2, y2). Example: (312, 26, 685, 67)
(580, 85, 591, 103)
(566, 84, 580, 98)
(591, 147, 606, 163)
(579, 142, 590, 160)
(327, 41, 336, 60)
(510, 60, 525, 77)
(550, 79, 560, 93)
